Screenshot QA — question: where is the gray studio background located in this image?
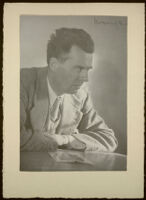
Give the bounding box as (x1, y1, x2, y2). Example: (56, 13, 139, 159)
(20, 16, 127, 154)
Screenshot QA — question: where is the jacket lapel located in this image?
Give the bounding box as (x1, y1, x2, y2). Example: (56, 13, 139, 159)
(30, 67, 49, 131)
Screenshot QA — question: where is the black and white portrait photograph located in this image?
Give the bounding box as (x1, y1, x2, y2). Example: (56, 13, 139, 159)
(3, 3, 144, 198)
(20, 15, 127, 171)
(20, 16, 127, 171)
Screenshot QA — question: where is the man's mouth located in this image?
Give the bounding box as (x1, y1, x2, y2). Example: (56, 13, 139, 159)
(73, 85, 82, 90)
(71, 85, 83, 92)
(69, 82, 84, 93)
(73, 82, 83, 87)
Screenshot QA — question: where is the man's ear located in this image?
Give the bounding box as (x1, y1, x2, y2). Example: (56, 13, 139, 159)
(49, 57, 59, 71)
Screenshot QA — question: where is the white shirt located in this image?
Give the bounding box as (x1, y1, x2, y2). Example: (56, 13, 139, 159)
(45, 77, 86, 150)
(47, 77, 62, 108)
(45, 77, 63, 134)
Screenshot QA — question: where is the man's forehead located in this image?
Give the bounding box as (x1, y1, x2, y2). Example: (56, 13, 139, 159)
(64, 45, 93, 65)
(70, 45, 92, 56)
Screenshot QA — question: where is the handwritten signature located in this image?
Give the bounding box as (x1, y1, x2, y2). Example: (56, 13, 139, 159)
(94, 17, 127, 25)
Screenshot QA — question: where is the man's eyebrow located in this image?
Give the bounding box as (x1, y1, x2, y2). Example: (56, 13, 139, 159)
(88, 66, 93, 70)
(76, 65, 93, 70)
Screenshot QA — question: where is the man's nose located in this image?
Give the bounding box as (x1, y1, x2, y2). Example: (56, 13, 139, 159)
(80, 69, 88, 82)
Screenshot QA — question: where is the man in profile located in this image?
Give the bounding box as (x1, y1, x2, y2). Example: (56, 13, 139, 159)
(20, 27, 118, 152)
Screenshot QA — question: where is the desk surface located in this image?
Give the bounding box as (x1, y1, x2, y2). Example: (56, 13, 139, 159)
(20, 150, 127, 171)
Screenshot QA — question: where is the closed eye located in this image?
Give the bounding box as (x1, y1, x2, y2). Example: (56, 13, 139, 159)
(76, 66, 93, 71)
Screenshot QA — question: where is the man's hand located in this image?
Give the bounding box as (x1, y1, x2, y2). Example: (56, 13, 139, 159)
(22, 131, 58, 152)
(48, 133, 86, 151)
(45, 134, 69, 146)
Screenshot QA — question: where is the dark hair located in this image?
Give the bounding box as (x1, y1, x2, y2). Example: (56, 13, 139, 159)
(47, 27, 94, 64)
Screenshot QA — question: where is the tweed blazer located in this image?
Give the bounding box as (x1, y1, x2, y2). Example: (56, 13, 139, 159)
(20, 67, 118, 151)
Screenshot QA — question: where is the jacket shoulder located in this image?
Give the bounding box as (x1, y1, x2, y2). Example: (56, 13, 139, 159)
(20, 67, 37, 80)
(20, 67, 38, 89)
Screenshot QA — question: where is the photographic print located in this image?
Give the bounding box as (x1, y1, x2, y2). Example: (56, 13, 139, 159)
(3, 3, 144, 198)
(20, 15, 127, 171)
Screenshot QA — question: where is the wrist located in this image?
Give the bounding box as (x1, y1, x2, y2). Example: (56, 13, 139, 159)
(52, 134, 70, 146)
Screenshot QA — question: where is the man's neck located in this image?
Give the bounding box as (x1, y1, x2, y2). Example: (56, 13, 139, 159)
(47, 69, 63, 96)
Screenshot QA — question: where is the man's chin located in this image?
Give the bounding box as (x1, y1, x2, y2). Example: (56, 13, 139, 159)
(64, 85, 83, 94)
(71, 90, 78, 94)
(66, 88, 80, 94)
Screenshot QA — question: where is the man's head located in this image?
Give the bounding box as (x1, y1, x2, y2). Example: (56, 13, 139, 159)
(47, 28, 95, 95)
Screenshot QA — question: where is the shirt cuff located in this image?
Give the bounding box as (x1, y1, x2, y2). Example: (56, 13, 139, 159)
(72, 134, 100, 151)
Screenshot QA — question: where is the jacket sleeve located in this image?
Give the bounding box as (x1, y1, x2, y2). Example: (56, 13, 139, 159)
(20, 72, 33, 149)
(20, 69, 58, 152)
(73, 92, 118, 152)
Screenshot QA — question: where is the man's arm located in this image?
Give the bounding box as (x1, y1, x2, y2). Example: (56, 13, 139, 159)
(20, 69, 58, 152)
(51, 90, 118, 152)
(72, 92, 118, 152)
(54, 91, 118, 152)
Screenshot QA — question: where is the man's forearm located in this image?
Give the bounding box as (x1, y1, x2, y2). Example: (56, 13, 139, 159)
(51, 130, 117, 152)
(48, 134, 86, 150)
(20, 130, 58, 151)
